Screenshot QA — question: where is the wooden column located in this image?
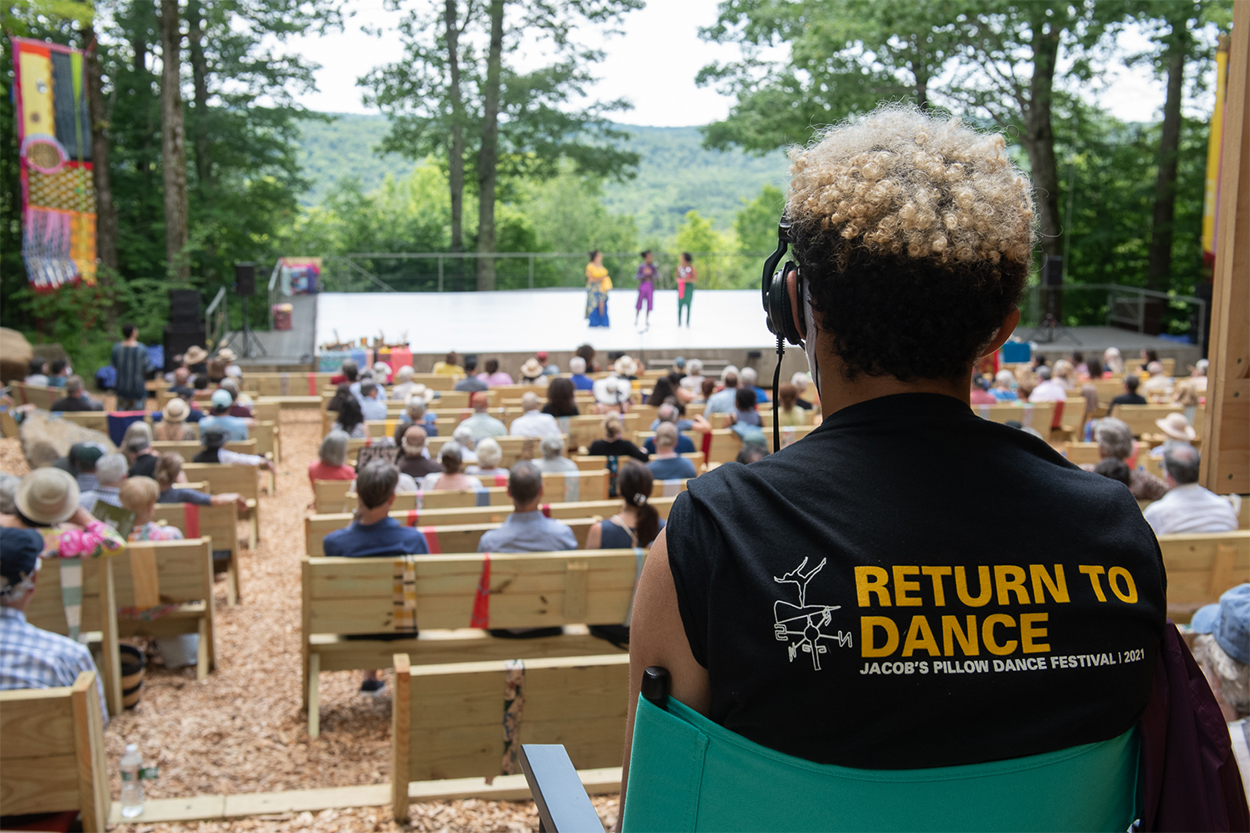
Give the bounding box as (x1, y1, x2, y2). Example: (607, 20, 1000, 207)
(1201, 0, 1250, 495)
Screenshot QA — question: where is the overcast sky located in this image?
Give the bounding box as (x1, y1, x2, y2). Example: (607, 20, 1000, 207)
(284, 0, 1184, 128)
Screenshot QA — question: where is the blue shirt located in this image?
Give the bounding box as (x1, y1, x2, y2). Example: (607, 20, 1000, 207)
(570, 373, 595, 392)
(644, 434, 695, 455)
(752, 386, 769, 404)
(704, 388, 738, 415)
(990, 388, 1019, 402)
(0, 607, 108, 724)
(159, 487, 213, 506)
(323, 517, 430, 558)
(198, 414, 249, 441)
(648, 456, 697, 480)
(478, 511, 578, 553)
(110, 342, 151, 400)
(360, 397, 388, 421)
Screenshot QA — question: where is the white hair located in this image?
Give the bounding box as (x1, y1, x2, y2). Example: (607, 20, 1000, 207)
(569, 356, 586, 374)
(721, 365, 739, 382)
(452, 424, 475, 449)
(540, 434, 564, 460)
(521, 391, 541, 411)
(397, 365, 415, 380)
(686, 358, 703, 376)
(790, 372, 810, 391)
(740, 367, 758, 387)
(995, 369, 1015, 386)
(476, 437, 503, 469)
(96, 453, 128, 486)
(406, 396, 427, 418)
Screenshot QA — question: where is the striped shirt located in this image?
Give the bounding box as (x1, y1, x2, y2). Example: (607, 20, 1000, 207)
(111, 342, 151, 400)
(0, 606, 108, 723)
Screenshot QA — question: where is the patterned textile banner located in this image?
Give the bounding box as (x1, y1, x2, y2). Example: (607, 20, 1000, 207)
(12, 37, 97, 291)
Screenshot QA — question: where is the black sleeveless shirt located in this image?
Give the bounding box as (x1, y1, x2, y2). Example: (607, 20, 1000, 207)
(666, 393, 1165, 769)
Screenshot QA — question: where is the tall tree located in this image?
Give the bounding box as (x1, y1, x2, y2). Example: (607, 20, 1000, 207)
(82, 14, 118, 292)
(443, 0, 467, 251)
(1144, 4, 1189, 292)
(160, 0, 190, 280)
(364, 0, 643, 291)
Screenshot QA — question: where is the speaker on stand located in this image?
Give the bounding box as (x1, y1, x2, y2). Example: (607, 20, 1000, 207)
(164, 289, 206, 371)
(218, 262, 268, 359)
(1024, 255, 1081, 345)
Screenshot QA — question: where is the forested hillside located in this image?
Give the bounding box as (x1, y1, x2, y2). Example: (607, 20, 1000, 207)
(296, 115, 789, 236)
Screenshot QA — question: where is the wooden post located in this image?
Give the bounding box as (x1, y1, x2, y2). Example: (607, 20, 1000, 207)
(391, 653, 412, 823)
(70, 671, 110, 832)
(1202, 0, 1250, 495)
(99, 560, 123, 716)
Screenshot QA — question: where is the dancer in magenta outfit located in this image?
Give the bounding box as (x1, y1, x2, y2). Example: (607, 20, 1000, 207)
(634, 250, 657, 327)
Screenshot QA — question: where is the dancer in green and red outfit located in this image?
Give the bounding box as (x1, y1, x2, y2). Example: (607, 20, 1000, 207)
(676, 252, 696, 327)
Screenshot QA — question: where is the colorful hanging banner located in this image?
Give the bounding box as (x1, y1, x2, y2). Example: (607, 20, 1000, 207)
(1201, 35, 1231, 266)
(11, 37, 97, 291)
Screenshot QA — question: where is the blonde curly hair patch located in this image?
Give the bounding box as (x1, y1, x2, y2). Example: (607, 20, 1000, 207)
(787, 105, 1037, 269)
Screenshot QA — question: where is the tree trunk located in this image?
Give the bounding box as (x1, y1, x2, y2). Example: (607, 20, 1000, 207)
(186, 0, 212, 193)
(160, 0, 191, 281)
(83, 23, 118, 292)
(1146, 19, 1188, 292)
(445, 0, 465, 253)
(1021, 20, 1063, 262)
(476, 0, 504, 291)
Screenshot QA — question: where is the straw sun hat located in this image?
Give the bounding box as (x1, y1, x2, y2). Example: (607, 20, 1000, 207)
(216, 348, 237, 363)
(1155, 412, 1197, 442)
(613, 355, 638, 377)
(593, 376, 632, 406)
(15, 467, 79, 525)
(163, 397, 190, 423)
(184, 346, 208, 365)
(520, 358, 544, 379)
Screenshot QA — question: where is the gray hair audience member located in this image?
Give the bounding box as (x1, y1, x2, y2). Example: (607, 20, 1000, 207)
(510, 391, 561, 439)
(1190, 584, 1250, 721)
(532, 434, 579, 474)
(479, 461, 576, 554)
(398, 426, 442, 480)
(51, 375, 102, 411)
(705, 368, 741, 415)
(79, 453, 127, 509)
(1088, 417, 1168, 501)
(124, 422, 159, 479)
(0, 474, 18, 514)
(467, 437, 507, 477)
(647, 423, 697, 480)
(451, 424, 480, 464)
(1143, 444, 1239, 535)
(420, 443, 484, 492)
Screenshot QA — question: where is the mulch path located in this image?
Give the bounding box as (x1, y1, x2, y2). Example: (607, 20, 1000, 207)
(1, 410, 620, 831)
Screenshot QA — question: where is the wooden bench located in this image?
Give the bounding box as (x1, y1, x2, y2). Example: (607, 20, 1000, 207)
(346, 434, 564, 469)
(152, 438, 275, 495)
(969, 402, 1057, 432)
(9, 381, 55, 410)
(1158, 530, 1250, 623)
(313, 471, 612, 514)
(152, 502, 242, 605)
(255, 394, 321, 411)
(1106, 404, 1183, 437)
(305, 509, 609, 557)
(246, 372, 335, 397)
(574, 453, 706, 473)
(390, 652, 628, 821)
(182, 463, 264, 550)
(302, 549, 640, 737)
(567, 413, 640, 453)
(0, 671, 110, 831)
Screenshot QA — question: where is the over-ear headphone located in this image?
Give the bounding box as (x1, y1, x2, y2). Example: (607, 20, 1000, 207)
(761, 217, 806, 346)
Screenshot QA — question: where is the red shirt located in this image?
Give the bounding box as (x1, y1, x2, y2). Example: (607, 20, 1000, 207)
(969, 388, 997, 405)
(308, 460, 355, 485)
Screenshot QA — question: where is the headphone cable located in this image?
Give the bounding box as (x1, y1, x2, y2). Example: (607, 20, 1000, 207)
(772, 335, 784, 452)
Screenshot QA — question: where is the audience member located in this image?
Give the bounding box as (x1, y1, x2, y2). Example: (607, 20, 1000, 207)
(510, 392, 561, 439)
(155, 398, 198, 441)
(680, 359, 706, 394)
(452, 424, 480, 464)
(433, 352, 463, 376)
(646, 424, 696, 480)
(1027, 365, 1067, 403)
(644, 405, 697, 455)
(1071, 351, 1088, 378)
(394, 394, 436, 443)
(592, 375, 632, 413)
(455, 356, 489, 392)
(479, 462, 577, 553)
(477, 359, 513, 387)
(776, 383, 806, 427)
(791, 372, 816, 410)
(1155, 412, 1197, 446)
(462, 392, 508, 441)
(731, 387, 762, 426)
(532, 434, 579, 474)
(358, 381, 388, 421)
(331, 359, 358, 387)
(155, 452, 245, 510)
(44, 360, 67, 388)
(1143, 444, 1238, 535)
(79, 453, 127, 509)
(168, 367, 195, 399)
(586, 461, 663, 550)
(1173, 360, 1208, 408)
(1141, 361, 1174, 404)
(124, 422, 159, 478)
(624, 107, 1165, 791)
(67, 443, 105, 492)
(537, 351, 559, 376)
(0, 476, 17, 515)
(740, 367, 768, 404)
(1052, 359, 1077, 392)
(322, 461, 430, 693)
(970, 375, 997, 404)
(397, 426, 442, 480)
(588, 414, 648, 462)
(24, 357, 49, 386)
(218, 379, 253, 418)
(1138, 348, 1160, 374)
(51, 375, 103, 411)
(194, 428, 274, 472)
(421, 444, 483, 491)
(575, 343, 598, 372)
(2, 468, 126, 559)
(120, 477, 184, 542)
(1190, 585, 1250, 721)
(199, 390, 253, 441)
(389, 367, 417, 403)
(736, 431, 769, 464)
(466, 438, 508, 478)
(704, 368, 740, 415)
(370, 362, 391, 384)
(519, 358, 545, 384)
(349, 368, 387, 406)
(1103, 346, 1125, 375)
(112, 323, 152, 410)
(331, 396, 366, 439)
(694, 378, 716, 405)
(1109, 374, 1147, 411)
(309, 431, 356, 485)
(543, 377, 580, 418)
(1092, 457, 1133, 489)
(1086, 418, 1168, 500)
(647, 376, 679, 408)
(1084, 357, 1105, 381)
(569, 356, 595, 391)
(0, 526, 109, 721)
(614, 355, 639, 381)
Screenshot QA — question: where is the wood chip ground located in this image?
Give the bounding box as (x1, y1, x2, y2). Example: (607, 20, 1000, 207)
(1, 410, 620, 831)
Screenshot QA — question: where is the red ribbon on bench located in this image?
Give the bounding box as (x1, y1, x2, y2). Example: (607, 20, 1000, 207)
(184, 503, 200, 539)
(540, 504, 551, 518)
(406, 509, 419, 527)
(492, 474, 508, 487)
(307, 373, 318, 396)
(471, 553, 491, 628)
(421, 526, 442, 554)
(701, 430, 713, 459)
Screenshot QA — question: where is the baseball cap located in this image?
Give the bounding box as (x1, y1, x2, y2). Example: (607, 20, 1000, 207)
(69, 442, 107, 469)
(211, 389, 233, 409)
(0, 527, 44, 597)
(1191, 583, 1250, 666)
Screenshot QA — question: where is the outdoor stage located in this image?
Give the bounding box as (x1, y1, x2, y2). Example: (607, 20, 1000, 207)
(228, 287, 1203, 373)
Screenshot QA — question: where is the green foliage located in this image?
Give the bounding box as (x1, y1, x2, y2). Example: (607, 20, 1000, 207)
(735, 184, 786, 256)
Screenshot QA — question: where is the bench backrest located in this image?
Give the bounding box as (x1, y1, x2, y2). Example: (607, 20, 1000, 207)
(574, 452, 707, 472)
(152, 439, 258, 459)
(1110, 404, 1183, 437)
(0, 671, 110, 829)
(969, 402, 1056, 431)
(314, 470, 612, 514)
(10, 381, 55, 410)
(181, 463, 260, 501)
(393, 653, 628, 786)
(567, 413, 640, 451)
(1157, 530, 1250, 618)
(306, 516, 598, 556)
(151, 503, 238, 555)
(245, 372, 335, 397)
(51, 410, 114, 433)
(253, 399, 281, 423)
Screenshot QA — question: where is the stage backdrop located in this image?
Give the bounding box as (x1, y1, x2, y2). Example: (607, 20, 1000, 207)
(12, 37, 96, 291)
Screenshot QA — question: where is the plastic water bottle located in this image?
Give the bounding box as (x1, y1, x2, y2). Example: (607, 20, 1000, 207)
(120, 744, 144, 818)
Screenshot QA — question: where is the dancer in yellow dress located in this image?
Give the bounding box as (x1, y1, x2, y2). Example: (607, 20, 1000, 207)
(585, 250, 612, 327)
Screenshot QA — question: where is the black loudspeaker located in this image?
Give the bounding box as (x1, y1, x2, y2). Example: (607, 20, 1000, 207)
(235, 262, 256, 297)
(164, 326, 207, 371)
(168, 289, 201, 326)
(1042, 256, 1064, 286)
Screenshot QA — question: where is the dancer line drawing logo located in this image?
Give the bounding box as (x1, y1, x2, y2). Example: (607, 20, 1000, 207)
(773, 557, 852, 671)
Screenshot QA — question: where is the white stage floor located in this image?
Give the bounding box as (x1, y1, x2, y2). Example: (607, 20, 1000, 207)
(316, 288, 777, 353)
